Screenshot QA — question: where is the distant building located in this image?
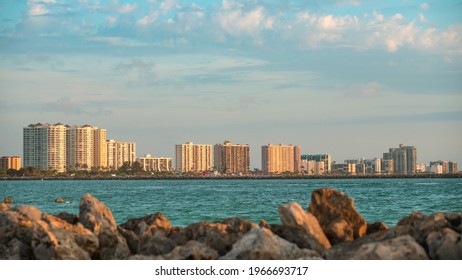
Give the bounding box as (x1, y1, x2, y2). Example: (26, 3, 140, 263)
(0, 156, 21, 170)
(301, 160, 325, 175)
(381, 159, 394, 175)
(261, 144, 301, 174)
(301, 154, 332, 173)
(416, 163, 427, 173)
(175, 142, 212, 173)
(23, 123, 66, 173)
(139, 154, 172, 172)
(430, 160, 458, 174)
(430, 164, 443, 174)
(449, 161, 458, 174)
(214, 140, 250, 174)
(331, 162, 356, 175)
(383, 144, 416, 174)
(66, 125, 108, 171)
(107, 140, 136, 170)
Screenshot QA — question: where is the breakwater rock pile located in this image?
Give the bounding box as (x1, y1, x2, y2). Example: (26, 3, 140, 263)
(1, 188, 461, 260)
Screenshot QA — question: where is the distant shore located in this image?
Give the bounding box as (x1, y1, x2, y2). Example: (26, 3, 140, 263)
(1, 173, 461, 180)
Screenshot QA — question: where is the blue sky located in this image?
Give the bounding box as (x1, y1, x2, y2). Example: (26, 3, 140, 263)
(1, 0, 461, 168)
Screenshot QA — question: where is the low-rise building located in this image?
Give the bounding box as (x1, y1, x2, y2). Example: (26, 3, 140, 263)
(139, 154, 172, 172)
(331, 162, 356, 175)
(0, 156, 22, 170)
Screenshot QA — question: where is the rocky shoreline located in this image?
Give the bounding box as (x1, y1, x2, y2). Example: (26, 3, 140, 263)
(1, 188, 461, 260)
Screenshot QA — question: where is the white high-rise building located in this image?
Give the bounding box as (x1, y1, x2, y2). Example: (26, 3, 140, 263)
(175, 142, 212, 173)
(23, 123, 66, 173)
(107, 140, 137, 170)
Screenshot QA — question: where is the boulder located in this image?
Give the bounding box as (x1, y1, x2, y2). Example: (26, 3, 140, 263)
(120, 212, 172, 238)
(170, 218, 256, 256)
(0, 203, 10, 211)
(162, 241, 219, 260)
(138, 232, 176, 256)
(54, 198, 64, 203)
(426, 227, 462, 260)
(366, 222, 389, 235)
(54, 212, 79, 225)
(308, 188, 367, 245)
(278, 202, 331, 252)
(79, 194, 130, 259)
(3, 198, 13, 204)
(220, 227, 321, 260)
(324, 235, 428, 260)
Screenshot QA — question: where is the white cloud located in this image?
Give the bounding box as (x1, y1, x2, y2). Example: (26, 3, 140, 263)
(106, 16, 117, 25)
(29, 0, 56, 3)
(420, 3, 429, 10)
(347, 82, 381, 98)
(419, 13, 426, 23)
(29, 5, 48, 16)
(215, 6, 270, 38)
(118, 3, 137, 14)
(137, 11, 159, 26)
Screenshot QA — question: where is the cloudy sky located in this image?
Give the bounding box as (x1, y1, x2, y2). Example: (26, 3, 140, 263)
(1, 0, 461, 168)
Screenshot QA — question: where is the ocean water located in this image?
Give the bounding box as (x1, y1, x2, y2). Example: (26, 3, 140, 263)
(1, 178, 461, 227)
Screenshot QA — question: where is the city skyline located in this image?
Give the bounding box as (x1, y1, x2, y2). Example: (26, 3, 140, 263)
(1, 1, 461, 168)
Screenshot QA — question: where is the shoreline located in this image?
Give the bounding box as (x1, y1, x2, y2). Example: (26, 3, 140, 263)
(1, 173, 461, 180)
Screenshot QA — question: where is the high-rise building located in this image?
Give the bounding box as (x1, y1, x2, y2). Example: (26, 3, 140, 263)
(449, 161, 458, 174)
(66, 125, 107, 171)
(214, 140, 250, 174)
(175, 142, 212, 173)
(0, 156, 22, 170)
(301, 160, 325, 175)
(23, 123, 66, 173)
(107, 140, 136, 170)
(301, 154, 332, 173)
(261, 144, 302, 174)
(139, 154, 172, 172)
(383, 144, 416, 174)
(381, 159, 394, 174)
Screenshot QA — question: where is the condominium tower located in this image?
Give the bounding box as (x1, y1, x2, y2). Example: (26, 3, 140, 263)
(107, 140, 137, 170)
(23, 123, 66, 173)
(261, 144, 301, 174)
(383, 144, 416, 174)
(175, 142, 212, 173)
(66, 125, 108, 171)
(214, 140, 250, 174)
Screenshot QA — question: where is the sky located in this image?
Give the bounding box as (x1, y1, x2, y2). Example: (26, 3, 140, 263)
(0, 0, 461, 169)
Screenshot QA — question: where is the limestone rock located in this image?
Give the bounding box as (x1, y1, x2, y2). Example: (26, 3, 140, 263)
(220, 227, 321, 260)
(79, 194, 130, 259)
(170, 218, 256, 256)
(54, 198, 64, 203)
(426, 227, 462, 260)
(120, 212, 172, 238)
(163, 241, 219, 260)
(55, 212, 79, 225)
(308, 188, 367, 245)
(326, 235, 428, 260)
(278, 202, 331, 252)
(139, 232, 176, 256)
(0, 203, 10, 211)
(3, 198, 13, 204)
(366, 222, 389, 235)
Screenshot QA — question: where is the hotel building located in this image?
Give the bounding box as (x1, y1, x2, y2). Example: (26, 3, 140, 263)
(139, 154, 172, 172)
(23, 123, 66, 173)
(261, 144, 301, 174)
(214, 140, 250, 174)
(175, 142, 213, 173)
(0, 156, 22, 170)
(107, 140, 137, 170)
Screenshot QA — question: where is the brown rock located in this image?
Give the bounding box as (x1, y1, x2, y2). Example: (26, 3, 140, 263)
(0, 203, 10, 211)
(170, 218, 256, 256)
(278, 202, 331, 252)
(366, 222, 389, 235)
(55, 212, 79, 225)
(220, 227, 321, 260)
(0, 238, 33, 260)
(426, 227, 462, 260)
(308, 188, 367, 245)
(139, 232, 176, 256)
(3, 198, 13, 204)
(54, 198, 64, 203)
(259, 219, 270, 229)
(324, 235, 428, 260)
(120, 212, 172, 238)
(79, 194, 130, 259)
(163, 240, 219, 260)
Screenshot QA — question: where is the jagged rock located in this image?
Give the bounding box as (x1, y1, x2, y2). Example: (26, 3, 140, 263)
(325, 235, 428, 260)
(170, 218, 256, 256)
(367, 222, 389, 235)
(278, 202, 331, 253)
(55, 212, 79, 225)
(259, 219, 270, 229)
(120, 212, 172, 238)
(308, 188, 367, 245)
(163, 240, 219, 260)
(0, 203, 10, 211)
(220, 227, 321, 260)
(0, 205, 98, 260)
(444, 212, 461, 234)
(139, 232, 176, 256)
(3, 198, 13, 204)
(54, 198, 64, 203)
(79, 194, 130, 259)
(426, 227, 462, 259)
(117, 226, 139, 254)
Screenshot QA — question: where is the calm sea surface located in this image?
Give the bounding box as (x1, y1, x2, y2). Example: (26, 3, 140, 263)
(1, 178, 461, 227)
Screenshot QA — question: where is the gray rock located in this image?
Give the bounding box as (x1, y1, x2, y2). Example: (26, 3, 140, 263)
(278, 202, 331, 252)
(308, 188, 367, 245)
(325, 235, 428, 260)
(163, 240, 219, 260)
(79, 194, 130, 259)
(366, 222, 389, 235)
(426, 227, 462, 260)
(120, 212, 172, 238)
(221, 227, 321, 260)
(139, 232, 176, 256)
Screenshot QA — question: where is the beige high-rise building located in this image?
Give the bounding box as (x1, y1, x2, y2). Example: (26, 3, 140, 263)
(139, 154, 172, 172)
(66, 125, 107, 171)
(107, 140, 136, 170)
(23, 123, 66, 173)
(261, 144, 302, 174)
(175, 142, 212, 173)
(0, 156, 22, 170)
(214, 140, 250, 174)
(383, 144, 417, 174)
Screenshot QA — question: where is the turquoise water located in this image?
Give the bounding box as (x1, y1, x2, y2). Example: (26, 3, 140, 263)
(1, 179, 461, 227)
